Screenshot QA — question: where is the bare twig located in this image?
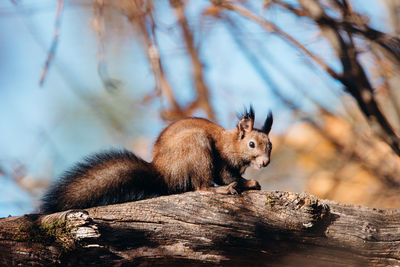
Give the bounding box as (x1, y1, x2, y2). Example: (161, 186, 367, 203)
(224, 17, 299, 111)
(39, 0, 64, 86)
(93, 0, 121, 91)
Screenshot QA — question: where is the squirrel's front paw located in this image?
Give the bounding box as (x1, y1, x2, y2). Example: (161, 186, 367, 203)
(227, 181, 239, 195)
(211, 181, 239, 195)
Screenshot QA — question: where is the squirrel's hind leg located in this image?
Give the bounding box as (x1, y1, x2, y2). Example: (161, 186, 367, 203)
(238, 178, 261, 191)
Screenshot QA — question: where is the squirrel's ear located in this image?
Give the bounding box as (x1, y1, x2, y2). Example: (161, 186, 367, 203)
(237, 106, 255, 138)
(262, 111, 273, 135)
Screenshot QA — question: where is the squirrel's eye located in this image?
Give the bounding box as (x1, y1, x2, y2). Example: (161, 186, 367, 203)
(249, 141, 255, 148)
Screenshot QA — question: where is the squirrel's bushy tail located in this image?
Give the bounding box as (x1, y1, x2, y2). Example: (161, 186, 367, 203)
(40, 150, 165, 214)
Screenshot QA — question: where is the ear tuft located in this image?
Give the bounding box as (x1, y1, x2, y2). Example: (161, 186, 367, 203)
(237, 105, 255, 134)
(237, 105, 255, 121)
(262, 111, 273, 134)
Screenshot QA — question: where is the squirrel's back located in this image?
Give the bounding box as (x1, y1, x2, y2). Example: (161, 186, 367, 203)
(40, 150, 165, 213)
(152, 117, 227, 193)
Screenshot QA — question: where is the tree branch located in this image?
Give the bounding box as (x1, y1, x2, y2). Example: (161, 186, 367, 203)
(298, 0, 400, 156)
(216, 0, 400, 157)
(170, 0, 216, 120)
(123, 1, 184, 119)
(39, 0, 64, 86)
(214, 0, 341, 80)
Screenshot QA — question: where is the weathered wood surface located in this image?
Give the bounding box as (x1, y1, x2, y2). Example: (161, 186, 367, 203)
(0, 190, 399, 266)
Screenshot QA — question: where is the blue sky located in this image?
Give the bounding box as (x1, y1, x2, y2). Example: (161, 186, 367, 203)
(0, 0, 388, 216)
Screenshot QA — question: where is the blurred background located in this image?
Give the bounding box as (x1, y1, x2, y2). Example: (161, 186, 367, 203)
(1, 0, 400, 217)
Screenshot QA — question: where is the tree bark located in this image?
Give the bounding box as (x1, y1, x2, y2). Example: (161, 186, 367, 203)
(0, 190, 399, 266)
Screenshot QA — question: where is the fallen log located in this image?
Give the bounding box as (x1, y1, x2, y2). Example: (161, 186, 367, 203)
(0, 190, 399, 266)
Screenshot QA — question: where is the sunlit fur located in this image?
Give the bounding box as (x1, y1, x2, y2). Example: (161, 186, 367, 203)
(153, 108, 272, 193)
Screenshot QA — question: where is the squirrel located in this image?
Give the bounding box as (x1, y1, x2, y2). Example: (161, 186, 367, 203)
(40, 106, 273, 214)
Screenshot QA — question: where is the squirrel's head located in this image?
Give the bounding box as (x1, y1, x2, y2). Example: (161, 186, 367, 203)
(236, 106, 273, 169)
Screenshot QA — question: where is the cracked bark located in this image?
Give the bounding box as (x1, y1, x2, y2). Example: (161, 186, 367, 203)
(0, 191, 399, 266)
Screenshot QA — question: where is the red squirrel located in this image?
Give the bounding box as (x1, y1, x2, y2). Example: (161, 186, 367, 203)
(40, 106, 273, 213)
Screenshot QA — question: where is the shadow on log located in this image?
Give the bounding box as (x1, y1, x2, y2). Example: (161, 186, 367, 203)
(0, 191, 399, 266)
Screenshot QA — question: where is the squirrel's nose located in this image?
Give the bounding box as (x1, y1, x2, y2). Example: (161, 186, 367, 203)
(262, 159, 270, 167)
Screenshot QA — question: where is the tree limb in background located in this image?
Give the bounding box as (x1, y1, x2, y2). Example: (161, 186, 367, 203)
(273, 0, 400, 64)
(297, 0, 400, 156)
(107, 0, 217, 121)
(219, 6, 400, 188)
(385, 0, 400, 37)
(369, 46, 400, 126)
(169, 0, 216, 121)
(213, 0, 340, 79)
(212, 0, 400, 157)
(118, 0, 184, 120)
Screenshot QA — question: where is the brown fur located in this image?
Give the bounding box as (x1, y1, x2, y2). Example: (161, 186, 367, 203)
(152, 114, 272, 195)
